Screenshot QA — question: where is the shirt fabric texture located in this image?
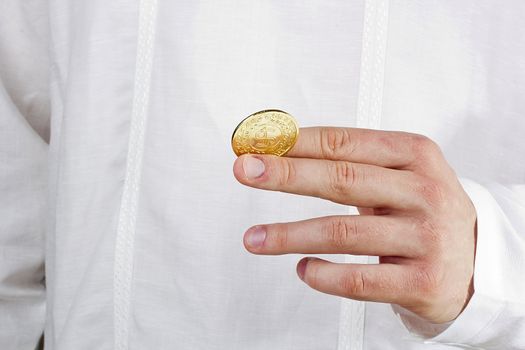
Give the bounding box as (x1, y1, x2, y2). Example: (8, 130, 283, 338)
(0, 1, 524, 349)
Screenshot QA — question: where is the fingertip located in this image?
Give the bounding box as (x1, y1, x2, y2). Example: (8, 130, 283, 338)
(243, 225, 267, 252)
(242, 155, 266, 179)
(232, 155, 246, 182)
(233, 154, 269, 184)
(297, 257, 314, 281)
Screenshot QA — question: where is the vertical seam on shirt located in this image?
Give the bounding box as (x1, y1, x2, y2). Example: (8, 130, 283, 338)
(356, 0, 389, 129)
(337, 0, 390, 350)
(113, 0, 158, 349)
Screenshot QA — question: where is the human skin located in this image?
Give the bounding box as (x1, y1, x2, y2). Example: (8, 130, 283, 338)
(232, 127, 477, 324)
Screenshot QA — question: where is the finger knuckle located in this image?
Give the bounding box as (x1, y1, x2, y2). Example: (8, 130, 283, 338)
(378, 134, 399, 155)
(409, 134, 442, 161)
(412, 265, 444, 303)
(419, 216, 444, 243)
(320, 128, 353, 159)
(278, 158, 297, 187)
(413, 176, 448, 210)
(329, 161, 357, 194)
(340, 270, 368, 298)
(324, 217, 357, 250)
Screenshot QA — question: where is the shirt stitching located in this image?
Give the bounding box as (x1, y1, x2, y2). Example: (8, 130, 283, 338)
(337, 0, 390, 349)
(113, 1, 158, 349)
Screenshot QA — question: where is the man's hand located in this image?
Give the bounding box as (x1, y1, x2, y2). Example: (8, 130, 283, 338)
(233, 127, 477, 324)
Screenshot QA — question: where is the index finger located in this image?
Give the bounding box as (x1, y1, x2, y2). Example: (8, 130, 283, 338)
(286, 127, 427, 169)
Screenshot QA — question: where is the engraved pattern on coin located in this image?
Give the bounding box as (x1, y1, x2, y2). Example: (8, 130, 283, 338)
(232, 110, 299, 156)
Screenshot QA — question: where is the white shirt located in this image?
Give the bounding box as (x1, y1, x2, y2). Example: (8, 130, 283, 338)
(1, 1, 524, 349)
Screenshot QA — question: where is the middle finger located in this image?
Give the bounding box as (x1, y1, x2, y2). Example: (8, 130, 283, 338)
(243, 215, 423, 257)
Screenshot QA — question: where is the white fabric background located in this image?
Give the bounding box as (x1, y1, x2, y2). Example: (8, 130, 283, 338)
(1, 1, 524, 349)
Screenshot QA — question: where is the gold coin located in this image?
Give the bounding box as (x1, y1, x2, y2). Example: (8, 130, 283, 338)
(231, 109, 299, 156)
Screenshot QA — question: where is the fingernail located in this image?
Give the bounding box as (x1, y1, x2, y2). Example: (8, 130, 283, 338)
(297, 258, 311, 280)
(243, 156, 265, 179)
(245, 226, 266, 248)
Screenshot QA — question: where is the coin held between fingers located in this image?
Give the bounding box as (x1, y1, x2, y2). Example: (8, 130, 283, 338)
(231, 109, 299, 156)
